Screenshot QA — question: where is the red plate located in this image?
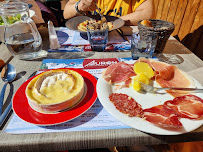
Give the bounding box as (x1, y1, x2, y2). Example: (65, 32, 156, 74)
(13, 68, 97, 126)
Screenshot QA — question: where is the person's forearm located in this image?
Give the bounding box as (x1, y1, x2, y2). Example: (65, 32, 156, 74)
(120, 0, 155, 25)
(63, 2, 81, 19)
(120, 8, 155, 26)
(64, 0, 97, 20)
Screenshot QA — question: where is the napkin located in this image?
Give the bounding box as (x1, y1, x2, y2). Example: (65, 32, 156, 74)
(48, 20, 60, 50)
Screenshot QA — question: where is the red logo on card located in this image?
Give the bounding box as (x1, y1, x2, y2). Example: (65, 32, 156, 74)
(84, 44, 115, 52)
(83, 58, 119, 69)
(84, 45, 92, 51)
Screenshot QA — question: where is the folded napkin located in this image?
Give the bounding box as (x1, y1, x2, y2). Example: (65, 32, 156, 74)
(48, 20, 60, 50)
(187, 67, 203, 86)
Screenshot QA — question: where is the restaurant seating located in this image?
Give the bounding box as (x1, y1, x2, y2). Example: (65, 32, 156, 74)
(42, 0, 66, 26)
(154, 0, 203, 60)
(35, 0, 203, 59)
(36, 1, 59, 26)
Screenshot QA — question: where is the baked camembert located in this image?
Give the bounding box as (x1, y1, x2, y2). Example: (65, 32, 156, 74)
(26, 69, 85, 113)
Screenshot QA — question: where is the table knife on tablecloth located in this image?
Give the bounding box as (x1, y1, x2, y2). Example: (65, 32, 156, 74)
(116, 28, 130, 43)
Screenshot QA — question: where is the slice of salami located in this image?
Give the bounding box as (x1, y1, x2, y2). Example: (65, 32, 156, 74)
(143, 105, 182, 128)
(164, 94, 203, 119)
(109, 93, 143, 117)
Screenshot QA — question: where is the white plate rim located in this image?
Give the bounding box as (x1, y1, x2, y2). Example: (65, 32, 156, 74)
(96, 61, 203, 135)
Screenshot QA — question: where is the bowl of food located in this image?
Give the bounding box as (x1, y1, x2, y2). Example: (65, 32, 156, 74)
(66, 15, 125, 33)
(138, 19, 175, 53)
(25, 69, 85, 113)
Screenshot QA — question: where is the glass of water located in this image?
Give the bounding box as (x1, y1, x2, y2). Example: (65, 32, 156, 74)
(87, 24, 108, 52)
(131, 31, 157, 60)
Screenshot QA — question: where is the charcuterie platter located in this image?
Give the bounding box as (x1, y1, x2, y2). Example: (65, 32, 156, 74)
(97, 58, 203, 135)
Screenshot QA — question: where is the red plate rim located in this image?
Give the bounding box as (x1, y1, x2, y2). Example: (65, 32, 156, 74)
(12, 68, 97, 126)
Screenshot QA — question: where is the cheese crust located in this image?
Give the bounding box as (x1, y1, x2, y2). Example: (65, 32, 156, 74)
(26, 69, 85, 113)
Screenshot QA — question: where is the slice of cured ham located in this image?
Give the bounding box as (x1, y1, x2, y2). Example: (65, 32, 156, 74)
(137, 57, 151, 63)
(136, 58, 193, 97)
(164, 95, 203, 119)
(136, 58, 169, 79)
(137, 58, 168, 71)
(155, 65, 194, 97)
(102, 62, 135, 84)
(149, 59, 169, 71)
(109, 93, 143, 117)
(143, 105, 182, 128)
(136, 57, 154, 70)
(114, 78, 132, 90)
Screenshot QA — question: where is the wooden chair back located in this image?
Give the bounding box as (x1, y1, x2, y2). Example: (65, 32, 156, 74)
(154, 0, 203, 60)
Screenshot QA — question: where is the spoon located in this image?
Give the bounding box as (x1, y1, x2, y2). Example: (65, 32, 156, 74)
(0, 64, 16, 114)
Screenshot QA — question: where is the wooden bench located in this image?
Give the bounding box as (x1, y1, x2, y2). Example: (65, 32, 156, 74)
(154, 0, 203, 60)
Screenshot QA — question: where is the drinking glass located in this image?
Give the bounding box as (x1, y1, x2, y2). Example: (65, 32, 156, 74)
(87, 24, 108, 52)
(131, 32, 157, 60)
(0, 2, 47, 60)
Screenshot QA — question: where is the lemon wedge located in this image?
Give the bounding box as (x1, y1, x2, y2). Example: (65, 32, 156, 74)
(132, 73, 149, 91)
(133, 62, 154, 79)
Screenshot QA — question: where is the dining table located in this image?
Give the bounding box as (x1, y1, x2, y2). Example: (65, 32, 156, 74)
(0, 25, 203, 152)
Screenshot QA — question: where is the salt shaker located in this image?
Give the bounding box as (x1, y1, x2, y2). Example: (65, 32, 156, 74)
(48, 20, 60, 50)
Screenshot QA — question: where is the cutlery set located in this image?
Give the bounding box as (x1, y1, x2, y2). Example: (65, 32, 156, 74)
(0, 64, 36, 126)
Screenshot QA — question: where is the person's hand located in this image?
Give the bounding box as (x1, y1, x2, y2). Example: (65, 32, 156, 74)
(78, 0, 98, 12)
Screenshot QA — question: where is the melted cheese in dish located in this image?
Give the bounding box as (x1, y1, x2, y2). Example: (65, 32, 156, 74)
(38, 73, 75, 102)
(26, 69, 85, 113)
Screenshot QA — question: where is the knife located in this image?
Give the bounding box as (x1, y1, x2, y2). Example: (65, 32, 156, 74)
(116, 28, 130, 43)
(0, 71, 37, 127)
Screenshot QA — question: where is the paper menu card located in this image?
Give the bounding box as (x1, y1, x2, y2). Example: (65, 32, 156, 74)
(5, 58, 133, 134)
(56, 27, 131, 45)
(48, 27, 131, 52)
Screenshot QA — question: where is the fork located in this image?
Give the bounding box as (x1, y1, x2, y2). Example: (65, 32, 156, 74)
(95, 3, 107, 23)
(139, 82, 203, 93)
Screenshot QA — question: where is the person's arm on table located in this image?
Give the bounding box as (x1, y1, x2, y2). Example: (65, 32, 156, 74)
(63, 0, 97, 19)
(64, 0, 155, 26)
(120, 0, 155, 25)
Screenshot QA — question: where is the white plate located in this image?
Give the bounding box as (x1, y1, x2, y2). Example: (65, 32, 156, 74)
(97, 61, 203, 135)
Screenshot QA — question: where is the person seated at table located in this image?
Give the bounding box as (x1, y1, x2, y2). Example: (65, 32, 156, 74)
(63, 0, 155, 25)
(24, 0, 59, 26)
(22, 0, 45, 24)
